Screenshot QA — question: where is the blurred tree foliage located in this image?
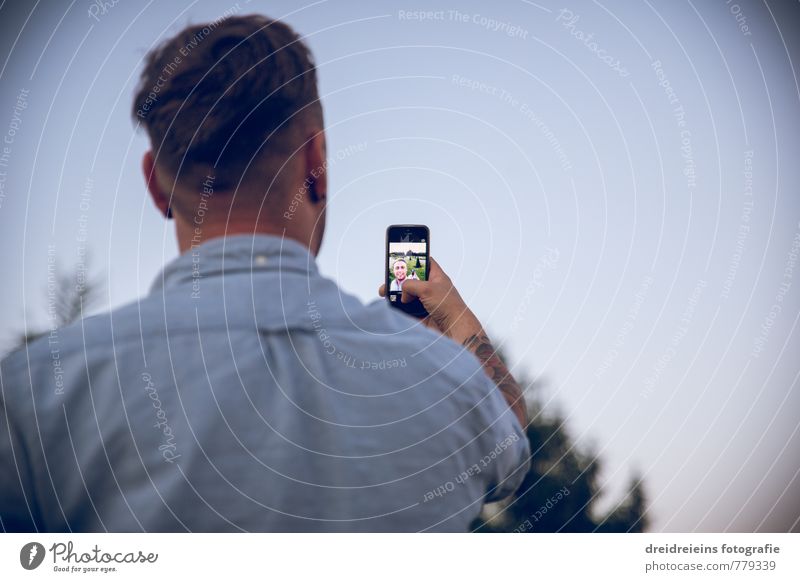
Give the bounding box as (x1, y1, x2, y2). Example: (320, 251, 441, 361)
(471, 353, 649, 533)
(11, 254, 102, 350)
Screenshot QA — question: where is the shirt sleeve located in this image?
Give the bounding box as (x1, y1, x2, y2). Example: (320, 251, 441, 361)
(472, 371, 531, 503)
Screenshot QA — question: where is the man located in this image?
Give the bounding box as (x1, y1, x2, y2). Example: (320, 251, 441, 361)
(390, 258, 408, 291)
(0, 14, 529, 532)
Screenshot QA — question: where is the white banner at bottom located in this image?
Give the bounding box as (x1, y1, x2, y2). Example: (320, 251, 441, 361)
(1, 533, 798, 581)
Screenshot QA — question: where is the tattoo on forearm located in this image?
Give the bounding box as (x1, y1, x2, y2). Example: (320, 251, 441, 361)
(463, 333, 528, 428)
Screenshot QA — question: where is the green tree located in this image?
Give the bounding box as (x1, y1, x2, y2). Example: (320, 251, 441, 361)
(11, 253, 103, 350)
(471, 354, 649, 533)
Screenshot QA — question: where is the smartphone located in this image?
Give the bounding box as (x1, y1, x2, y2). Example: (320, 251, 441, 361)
(386, 225, 430, 319)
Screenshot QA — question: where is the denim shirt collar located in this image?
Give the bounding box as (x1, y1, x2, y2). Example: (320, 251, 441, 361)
(149, 233, 318, 295)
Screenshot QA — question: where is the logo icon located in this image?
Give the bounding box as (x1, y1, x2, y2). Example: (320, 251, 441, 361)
(20, 542, 46, 570)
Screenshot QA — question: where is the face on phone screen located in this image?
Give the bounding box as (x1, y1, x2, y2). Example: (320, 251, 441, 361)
(386, 225, 429, 318)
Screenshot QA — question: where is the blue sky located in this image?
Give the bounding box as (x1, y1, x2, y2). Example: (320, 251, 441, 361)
(1, 0, 798, 532)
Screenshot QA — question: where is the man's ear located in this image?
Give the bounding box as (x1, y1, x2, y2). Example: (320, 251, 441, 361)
(142, 151, 172, 219)
(304, 131, 327, 204)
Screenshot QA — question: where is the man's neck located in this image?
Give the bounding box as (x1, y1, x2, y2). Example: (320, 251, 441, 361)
(175, 219, 314, 256)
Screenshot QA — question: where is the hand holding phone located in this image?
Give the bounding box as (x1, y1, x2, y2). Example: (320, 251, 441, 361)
(379, 246, 528, 428)
(380, 234, 483, 344)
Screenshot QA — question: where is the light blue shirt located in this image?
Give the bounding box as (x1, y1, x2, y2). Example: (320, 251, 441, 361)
(1, 234, 529, 532)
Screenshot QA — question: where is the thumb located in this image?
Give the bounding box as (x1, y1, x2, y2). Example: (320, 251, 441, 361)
(401, 279, 426, 303)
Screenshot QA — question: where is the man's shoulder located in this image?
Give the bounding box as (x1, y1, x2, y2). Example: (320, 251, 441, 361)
(346, 299, 492, 389)
(1, 298, 147, 379)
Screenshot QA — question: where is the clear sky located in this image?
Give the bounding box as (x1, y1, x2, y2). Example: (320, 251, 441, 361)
(1, 0, 798, 532)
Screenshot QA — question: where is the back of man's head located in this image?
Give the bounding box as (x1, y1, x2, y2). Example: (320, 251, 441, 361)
(132, 14, 322, 212)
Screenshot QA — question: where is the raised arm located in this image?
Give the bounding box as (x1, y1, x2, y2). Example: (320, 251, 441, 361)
(379, 257, 528, 428)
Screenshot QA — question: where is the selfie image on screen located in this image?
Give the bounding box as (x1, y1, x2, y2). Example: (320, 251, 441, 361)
(388, 242, 427, 293)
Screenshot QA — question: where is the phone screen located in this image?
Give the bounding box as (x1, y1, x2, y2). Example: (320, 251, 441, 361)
(386, 225, 429, 318)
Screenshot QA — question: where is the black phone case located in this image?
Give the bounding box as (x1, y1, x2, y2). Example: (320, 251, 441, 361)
(386, 225, 429, 320)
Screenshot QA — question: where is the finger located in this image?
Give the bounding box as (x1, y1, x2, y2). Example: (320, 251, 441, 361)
(378, 283, 386, 297)
(400, 279, 424, 303)
(427, 256, 445, 280)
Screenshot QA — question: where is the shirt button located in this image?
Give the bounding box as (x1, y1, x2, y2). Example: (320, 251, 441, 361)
(254, 255, 268, 266)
